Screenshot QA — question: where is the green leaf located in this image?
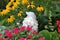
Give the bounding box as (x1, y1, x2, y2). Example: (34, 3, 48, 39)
(38, 30, 51, 40)
(50, 30, 59, 40)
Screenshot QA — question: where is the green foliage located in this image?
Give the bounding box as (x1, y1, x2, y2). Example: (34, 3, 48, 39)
(38, 30, 60, 40)
(50, 31, 59, 40)
(38, 30, 51, 40)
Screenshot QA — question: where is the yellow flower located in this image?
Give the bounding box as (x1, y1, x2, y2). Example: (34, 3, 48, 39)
(6, 6, 11, 10)
(0, 0, 20, 16)
(6, 0, 20, 10)
(0, 12, 1, 15)
(10, 0, 14, 2)
(16, 0, 19, 2)
(18, 13, 22, 16)
(12, 1, 20, 10)
(18, 11, 23, 16)
(7, 15, 15, 23)
(10, 15, 15, 20)
(36, 6, 44, 11)
(27, 1, 35, 8)
(6, 2, 11, 7)
(1, 9, 10, 15)
(15, 1, 20, 5)
(12, 6, 15, 10)
(12, 2, 17, 9)
(22, 0, 28, 4)
(6, 2, 12, 10)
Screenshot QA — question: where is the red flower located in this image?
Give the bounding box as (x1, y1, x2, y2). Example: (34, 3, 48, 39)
(39, 37, 44, 40)
(27, 34, 32, 39)
(0, 38, 6, 40)
(5, 29, 13, 39)
(58, 27, 60, 33)
(32, 30, 38, 35)
(26, 25, 32, 31)
(56, 20, 60, 34)
(19, 38, 27, 40)
(12, 27, 19, 34)
(56, 20, 60, 27)
(5, 29, 9, 33)
(0, 34, 2, 36)
(20, 26, 25, 31)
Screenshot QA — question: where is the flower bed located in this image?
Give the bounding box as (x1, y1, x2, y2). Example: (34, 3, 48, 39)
(0, 0, 60, 40)
(0, 25, 59, 40)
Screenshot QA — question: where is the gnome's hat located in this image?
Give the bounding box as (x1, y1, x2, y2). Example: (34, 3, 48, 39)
(26, 12, 36, 19)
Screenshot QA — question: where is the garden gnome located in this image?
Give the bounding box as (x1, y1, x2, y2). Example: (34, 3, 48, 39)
(22, 12, 38, 31)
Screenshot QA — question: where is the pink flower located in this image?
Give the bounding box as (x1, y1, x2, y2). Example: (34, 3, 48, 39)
(0, 34, 2, 36)
(26, 25, 32, 31)
(12, 27, 19, 34)
(5, 29, 13, 39)
(56, 20, 60, 34)
(20, 26, 25, 31)
(5, 29, 9, 33)
(58, 27, 60, 33)
(0, 38, 6, 40)
(32, 30, 38, 35)
(27, 34, 32, 39)
(39, 37, 44, 40)
(19, 38, 27, 40)
(56, 20, 60, 27)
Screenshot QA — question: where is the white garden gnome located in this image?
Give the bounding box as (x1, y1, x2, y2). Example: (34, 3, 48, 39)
(22, 12, 38, 31)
